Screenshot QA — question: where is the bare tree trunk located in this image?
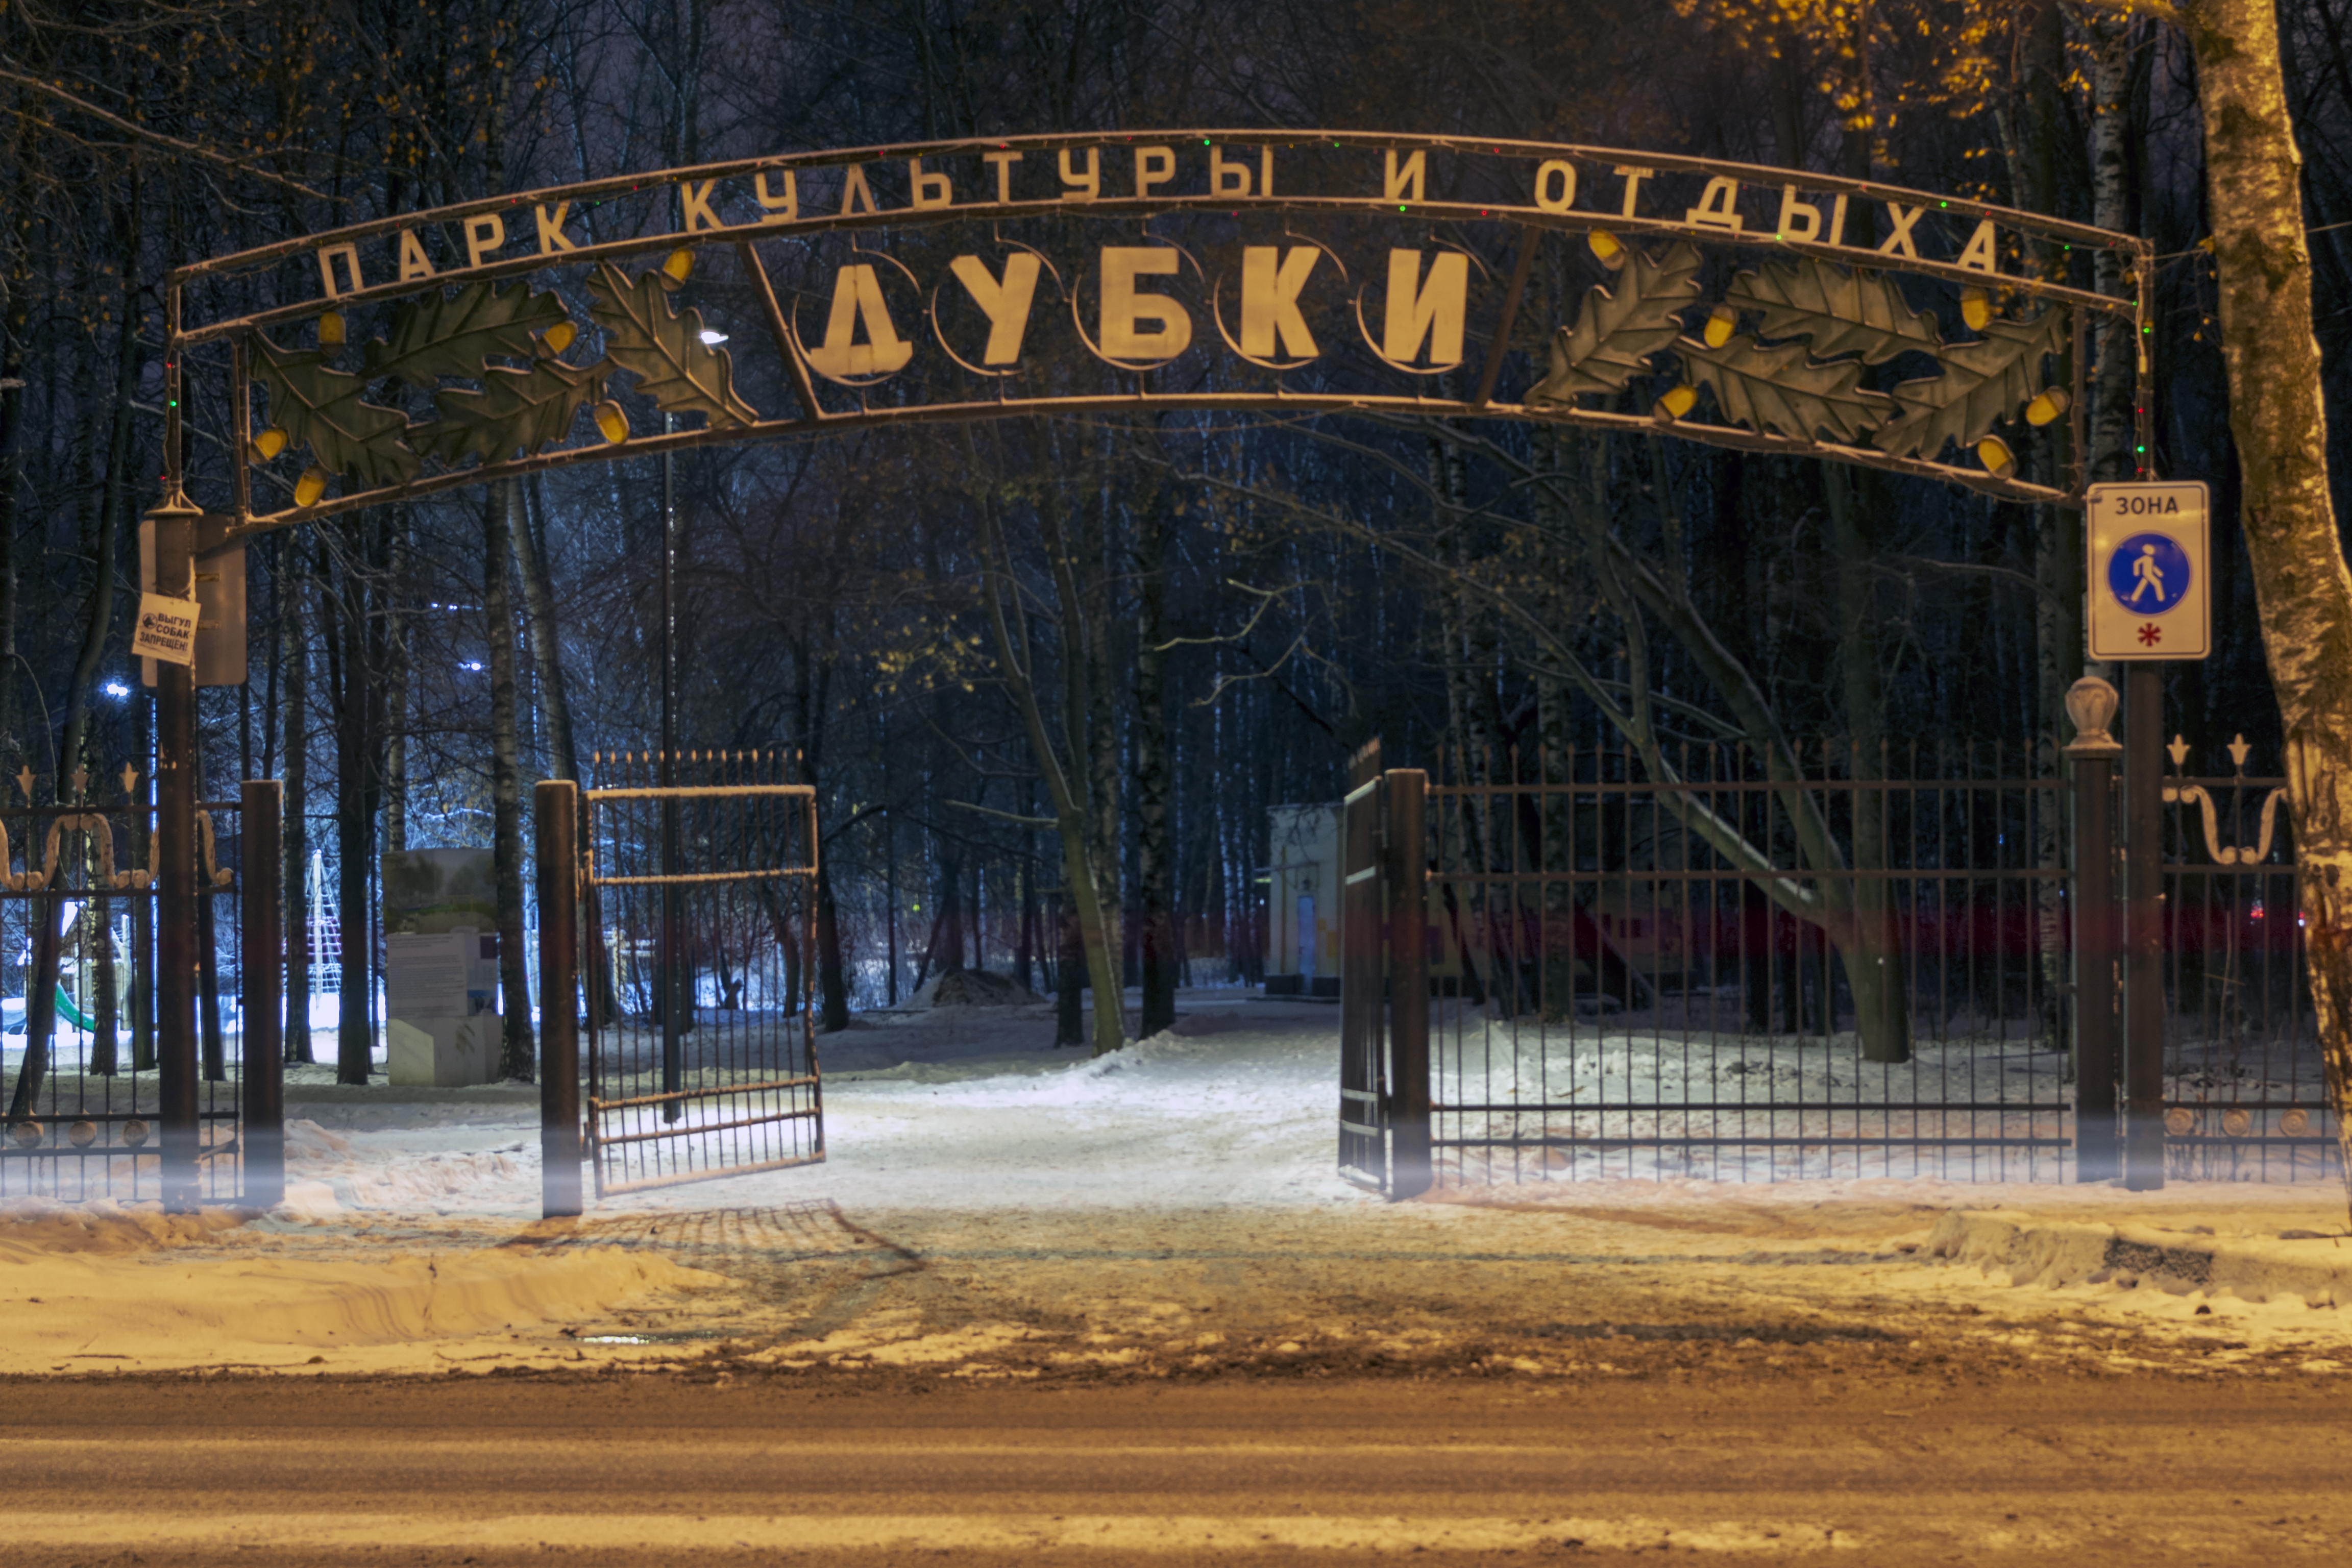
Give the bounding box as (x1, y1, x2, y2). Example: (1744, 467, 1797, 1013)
(2192, 0, 2352, 1209)
(58, 182, 140, 781)
(1133, 497, 1177, 1038)
(977, 459, 1124, 1055)
(327, 534, 373, 1085)
(2088, 12, 2140, 484)
(283, 549, 312, 1066)
(487, 483, 535, 1079)
(1079, 480, 1122, 1033)
(382, 512, 410, 853)
(1823, 467, 1910, 1063)
(515, 476, 581, 785)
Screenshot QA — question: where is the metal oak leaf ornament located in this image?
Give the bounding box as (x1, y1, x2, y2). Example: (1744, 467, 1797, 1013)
(1872, 308, 2067, 462)
(585, 262, 758, 430)
(1677, 333, 1895, 445)
(250, 332, 421, 487)
(363, 281, 571, 389)
(1724, 259, 1944, 364)
(426, 355, 610, 467)
(1526, 241, 1703, 404)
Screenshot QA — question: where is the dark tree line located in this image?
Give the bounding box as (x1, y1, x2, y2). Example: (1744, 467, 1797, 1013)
(4, 2, 2345, 1069)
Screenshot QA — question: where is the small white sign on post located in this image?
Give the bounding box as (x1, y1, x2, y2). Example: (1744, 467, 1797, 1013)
(130, 593, 200, 667)
(2086, 480, 2211, 661)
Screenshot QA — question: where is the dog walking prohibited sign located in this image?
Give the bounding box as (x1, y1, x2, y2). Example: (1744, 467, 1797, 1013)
(2087, 481, 2211, 662)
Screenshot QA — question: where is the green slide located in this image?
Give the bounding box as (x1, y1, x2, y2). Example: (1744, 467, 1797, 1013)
(52, 984, 100, 1033)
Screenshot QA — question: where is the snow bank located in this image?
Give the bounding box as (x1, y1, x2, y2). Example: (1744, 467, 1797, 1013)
(0, 1198, 728, 1374)
(1929, 1207, 2352, 1307)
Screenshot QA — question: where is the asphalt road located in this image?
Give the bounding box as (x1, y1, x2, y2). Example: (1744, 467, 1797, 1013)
(7, 1372, 2347, 1565)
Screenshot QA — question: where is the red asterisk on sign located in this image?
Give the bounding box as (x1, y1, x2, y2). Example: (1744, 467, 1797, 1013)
(2138, 623, 2162, 646)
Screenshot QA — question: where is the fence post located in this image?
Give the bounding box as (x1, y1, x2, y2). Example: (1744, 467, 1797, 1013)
(537, 780, 583, 1217)
(1386, 769, 1431, 1199)
(2063, 679, 2121, 1183)
(2123, 664, 2167, 1190)
(240, 780, 284, 1209)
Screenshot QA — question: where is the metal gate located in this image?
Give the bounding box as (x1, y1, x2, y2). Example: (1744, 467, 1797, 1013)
(1336, 742, 1432, 1196)
(577, 751, 823, 1197)
(1342, 739, 2079, 1188)
(1, 780, 282, 1207)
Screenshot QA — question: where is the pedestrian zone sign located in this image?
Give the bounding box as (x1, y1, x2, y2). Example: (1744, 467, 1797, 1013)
(2087, 481, 2210, 662)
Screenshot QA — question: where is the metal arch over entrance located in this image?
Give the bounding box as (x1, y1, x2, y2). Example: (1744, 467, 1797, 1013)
(132, 131, 2154, 1210)
(156, 129, 2152, 538)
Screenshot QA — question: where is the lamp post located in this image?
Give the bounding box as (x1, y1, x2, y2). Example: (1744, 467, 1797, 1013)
(659, 419, 682, 1119)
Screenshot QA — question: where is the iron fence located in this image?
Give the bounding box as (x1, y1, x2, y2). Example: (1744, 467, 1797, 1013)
(1, 792, 257, 1202)
(1417, 742, 2075, 1184)
(2159, 761, 2338, 1180)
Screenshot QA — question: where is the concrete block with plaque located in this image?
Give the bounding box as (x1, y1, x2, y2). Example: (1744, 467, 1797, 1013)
(382, 849, 506, 1087)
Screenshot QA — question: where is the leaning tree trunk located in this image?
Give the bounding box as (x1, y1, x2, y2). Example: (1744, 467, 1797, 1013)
(2193, 0, 2352, 1208)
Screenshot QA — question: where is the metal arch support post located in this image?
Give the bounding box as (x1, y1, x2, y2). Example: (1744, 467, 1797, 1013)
(2123, 664, 2167, 1190)
(240, 779, 285, 1208)
(150, 496, 201, 1212)
(537, 779, 583, 1217)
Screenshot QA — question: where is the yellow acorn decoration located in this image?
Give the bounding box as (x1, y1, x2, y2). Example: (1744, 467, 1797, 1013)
(1959, 287, 1991, 333)
(1654, 384, 1698, 422)
(660, 248, 694, 289)
(540, 320, 577, 356)
(248, 426, 288, 462)
(318, 310, 346, 347)
(294, 466, 330, 507)
(1977, 435, 2015, 476)
(2024, 386, 2071, 426)
(593, 400, 630, 445)
(1703, 304, 1737, 349)
(1588, 230, 1625, 269)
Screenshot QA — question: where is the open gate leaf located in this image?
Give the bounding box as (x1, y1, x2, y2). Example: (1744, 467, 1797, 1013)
(1676, 333, 1893, 445)
(424, 355, 609, 468)
(1725, 259, 1943, 364)
(250, 331, 420, 487)
(1526, 241, 1703, 404)
(363, 281, 571, 389)
(585, 262, 758, 429)
(1871, 308, 2068, 461)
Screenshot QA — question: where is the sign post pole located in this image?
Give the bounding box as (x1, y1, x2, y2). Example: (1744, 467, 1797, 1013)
(2122, 663, 2167, 1190)
(2085, 480, 2211, 1190)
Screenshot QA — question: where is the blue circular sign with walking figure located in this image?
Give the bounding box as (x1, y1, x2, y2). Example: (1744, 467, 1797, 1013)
(2108, 532, 2192, 615)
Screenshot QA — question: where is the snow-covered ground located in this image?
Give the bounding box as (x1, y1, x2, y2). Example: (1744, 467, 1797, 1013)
(6, 984, 2350, 1380)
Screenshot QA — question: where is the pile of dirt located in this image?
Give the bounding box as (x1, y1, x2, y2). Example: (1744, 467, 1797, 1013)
(925, 970, 1039, 1008)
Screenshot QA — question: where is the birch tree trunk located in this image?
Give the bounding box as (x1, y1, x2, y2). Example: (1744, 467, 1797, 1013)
(2191, 0, 2352, 1206)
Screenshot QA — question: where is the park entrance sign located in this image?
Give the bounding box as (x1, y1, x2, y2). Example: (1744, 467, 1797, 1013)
(126, 132, 2158, 1212)
(158, 130, 2152, 538)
